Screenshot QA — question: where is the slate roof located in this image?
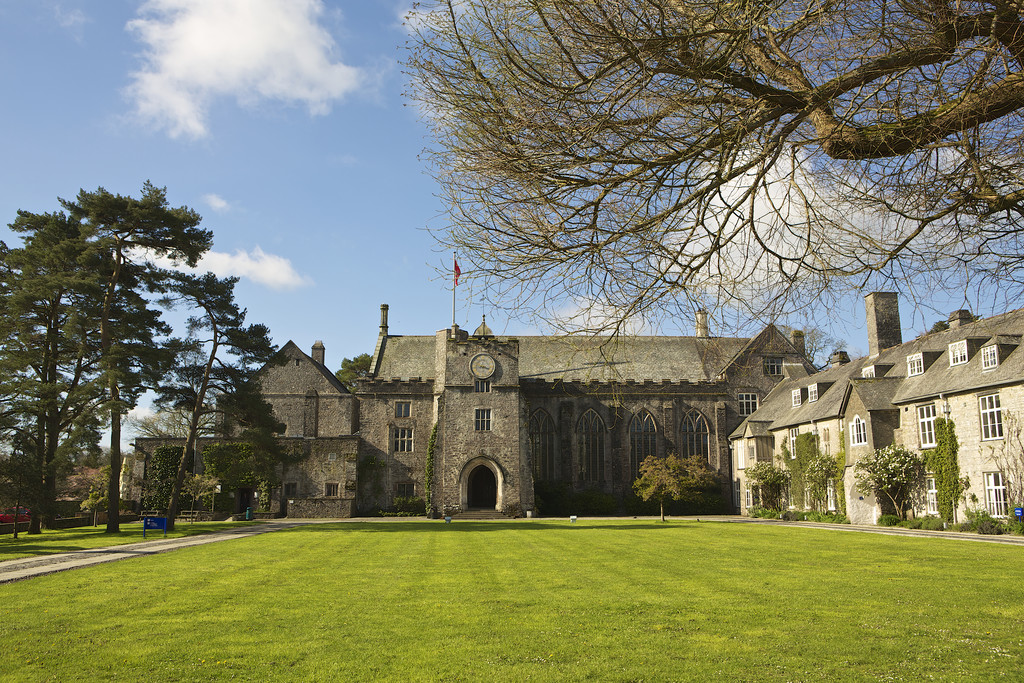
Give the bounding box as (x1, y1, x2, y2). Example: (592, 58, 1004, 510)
(373, 334, 755, 382)
(730, 306, 1024, 438)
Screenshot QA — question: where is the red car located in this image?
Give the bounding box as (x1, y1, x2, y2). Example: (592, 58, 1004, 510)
(0, 507, 31, 523)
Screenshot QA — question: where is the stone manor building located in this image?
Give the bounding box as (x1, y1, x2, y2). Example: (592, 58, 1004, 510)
(261, 305, 812, 517)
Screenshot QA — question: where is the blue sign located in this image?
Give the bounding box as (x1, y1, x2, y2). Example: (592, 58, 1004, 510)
(143, 516, 167, 538)
(1015, 507, 1023, 521)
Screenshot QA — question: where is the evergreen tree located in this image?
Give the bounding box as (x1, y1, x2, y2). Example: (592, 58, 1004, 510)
(156, 272, 281, 530)
(62, 182, 212, 532)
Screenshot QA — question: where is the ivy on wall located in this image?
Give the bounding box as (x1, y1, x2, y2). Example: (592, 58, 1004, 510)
(835, 429, 847, 516)
(425, 422, 438, 516)
(927, 417, 963, 522)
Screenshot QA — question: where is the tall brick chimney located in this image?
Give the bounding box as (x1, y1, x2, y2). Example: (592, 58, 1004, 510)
(379, 303, 389, 335)
(948, 309, 973, 328)
(790, 329, 806, 357)
(311, 340, 325, 366)
(864, 292, 902, 357)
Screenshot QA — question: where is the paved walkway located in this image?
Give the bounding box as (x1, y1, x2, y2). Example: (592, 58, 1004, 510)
(3, 516, 1021, 585)
(0, 519, 325, 584)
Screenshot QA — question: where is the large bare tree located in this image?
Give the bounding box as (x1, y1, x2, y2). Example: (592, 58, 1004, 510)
(407, 0, 1024, 332)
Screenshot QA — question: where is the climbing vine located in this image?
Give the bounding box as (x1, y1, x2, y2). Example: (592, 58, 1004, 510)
(927, 418, 963, 522)
(425, 422, 438, 516)
(835, 428, 847, 516)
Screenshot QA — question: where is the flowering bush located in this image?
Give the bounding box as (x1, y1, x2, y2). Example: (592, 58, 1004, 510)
(854, 444, 925, 519)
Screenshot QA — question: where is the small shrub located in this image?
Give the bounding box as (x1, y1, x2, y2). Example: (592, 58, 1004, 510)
(977, 518, 1005, 535)
(919, 516, 945, 531)
(393, 496, 426, 515)
(572, 489, 618, 516)
(877, 514, 902, 527)
(747, 507, 780, 519)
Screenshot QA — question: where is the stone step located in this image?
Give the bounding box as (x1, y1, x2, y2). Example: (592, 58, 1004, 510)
(453, 510, 507, 520)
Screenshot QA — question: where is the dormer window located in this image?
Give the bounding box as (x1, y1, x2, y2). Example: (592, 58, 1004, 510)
(792, 389, 802, 407)
(949, 340, 968, 366)
(807, 384, 818, 402)
(907, 353, 923, 376)
(982, 345, 999, 370)
(861, 366, 875, 378)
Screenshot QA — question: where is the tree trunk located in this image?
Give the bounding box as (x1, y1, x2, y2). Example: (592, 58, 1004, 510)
(105, 388, 121, 533)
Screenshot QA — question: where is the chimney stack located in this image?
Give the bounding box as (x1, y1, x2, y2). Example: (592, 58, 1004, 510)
(379, 303, 389, 336)
(830, 350, 850, 368)
(311, 341, 325, 366)
(695, 309, 710, 337)
(790, 330, 806, 357)
(864, 292, 902, 357)
(948, 309, 973, 328)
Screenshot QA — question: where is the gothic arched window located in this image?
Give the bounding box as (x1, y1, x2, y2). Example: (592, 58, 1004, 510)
(529, 410, 556, 481)
(577, 410, 605, 483)
(629, 411, 657, 481)
(680, 410, 710, 461)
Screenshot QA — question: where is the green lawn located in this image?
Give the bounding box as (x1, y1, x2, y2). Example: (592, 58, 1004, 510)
(0, 521, 257, 560)
(1, 519, 1022, 681)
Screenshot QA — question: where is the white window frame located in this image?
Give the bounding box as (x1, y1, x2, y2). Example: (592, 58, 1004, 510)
(985, 472, 1008, 517)
(981, 345, 999, 370)
(744, 482, 752, 509)
(850, 416, 867, 446)
(789, 427, 799, 457)
(980, 394, 1004, 440)
(826, 479, 837, 512)
(925, 477, 938, 515)
(792, 389, 802, 407)
(949, 340, 968, 366)
(738, 393, 759, 416)
(822, 428, 831, 456)
(808, 384, 818, 402)
(907, 353, 924, 377)
(861, 366, 875, 378)
(736, 440, 746, 470)
(917, 404, 937, 448)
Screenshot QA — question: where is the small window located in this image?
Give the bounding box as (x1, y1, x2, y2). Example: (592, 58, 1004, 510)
(763, 357, 783, 376)
(284, 482, 298, 497)
(861, 366, 875, 378)
(917, 404, 937, 448)
(328, 452, 337, 462)
(738, 393, 759, 416)
(736, 440, 746, 470)
(982, 345, 999, 370)
(475, 408, 491, 431)
(826, 479, 837, 512)
(789, 427, 799, 457)
(395, 482, 415, 498)
(907, 353, 924, 377)
(294, 359, 300, 367)
(791, 389, 802, 407)
(949, 340, 968, 366)
(985, 472, 1007, 517)
(474, 379, 491, 393)
(395, 402, 411, 418)
(925, 477, 938, 515)
(850, 416, 867, 446)
(393, 427, 414, 452)
(822, 428, 831, 456)
(980, 394, 1003, 440)
(807, 384, 818, 402)
(325, 482, 339, 497)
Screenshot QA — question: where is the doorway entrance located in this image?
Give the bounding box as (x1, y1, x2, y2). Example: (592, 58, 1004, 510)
(467, 465, 498, 509)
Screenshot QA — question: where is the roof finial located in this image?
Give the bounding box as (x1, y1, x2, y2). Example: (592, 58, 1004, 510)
(473, 314, 493, 338)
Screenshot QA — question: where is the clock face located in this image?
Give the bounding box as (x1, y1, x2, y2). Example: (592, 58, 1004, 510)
(470, 353, 496, 379)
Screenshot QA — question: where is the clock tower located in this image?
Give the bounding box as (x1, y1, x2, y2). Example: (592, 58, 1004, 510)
(431, 317, 534, 516)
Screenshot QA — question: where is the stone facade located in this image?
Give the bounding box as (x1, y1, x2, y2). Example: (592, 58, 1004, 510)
(732, 293, 1024, 524)
(258, 307, 812, 517)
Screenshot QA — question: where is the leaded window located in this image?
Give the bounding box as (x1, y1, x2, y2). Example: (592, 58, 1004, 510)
(629, 412, 657, 480)
(680, 410, 710, 461)
(850, 416, 867, 446)
(577, 410, 605, 483)
(529, 410, 556, 481)
(918, 404, 937, 448)
(980, 394, 1003, 440)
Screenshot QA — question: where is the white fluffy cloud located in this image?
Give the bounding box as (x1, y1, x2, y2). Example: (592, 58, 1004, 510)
(145, 246, 312, 290)
(126, 0, 364, 138)
(202, 193, 231, 212)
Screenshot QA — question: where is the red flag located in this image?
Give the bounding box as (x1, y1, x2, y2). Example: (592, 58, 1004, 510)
(454, 258, 461, 286)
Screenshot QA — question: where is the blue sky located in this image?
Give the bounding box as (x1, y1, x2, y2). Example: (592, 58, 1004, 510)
(0, 0, 984, 379)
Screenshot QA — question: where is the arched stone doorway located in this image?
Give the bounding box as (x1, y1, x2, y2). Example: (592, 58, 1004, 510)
(459, 457, 504, 511)
(468, 466, 497, 508)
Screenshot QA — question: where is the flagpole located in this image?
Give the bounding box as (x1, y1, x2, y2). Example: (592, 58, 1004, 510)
(452, 252, 457, 329)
